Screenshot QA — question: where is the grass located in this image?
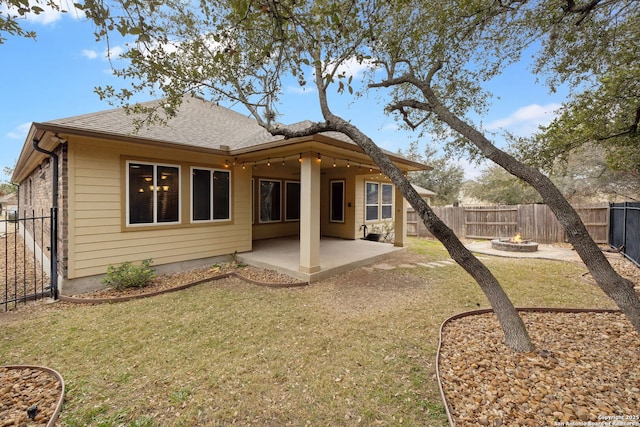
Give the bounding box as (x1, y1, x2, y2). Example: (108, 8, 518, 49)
(0, 237, 615, 426)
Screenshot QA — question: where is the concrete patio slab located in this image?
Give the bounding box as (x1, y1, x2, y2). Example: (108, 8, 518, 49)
(238, 237, 406, 283)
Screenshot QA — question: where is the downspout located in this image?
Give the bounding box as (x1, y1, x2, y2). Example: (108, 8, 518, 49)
(32, 134, 59, 300)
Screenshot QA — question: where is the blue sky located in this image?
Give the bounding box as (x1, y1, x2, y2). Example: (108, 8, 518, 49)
(0, 2, 567, 183)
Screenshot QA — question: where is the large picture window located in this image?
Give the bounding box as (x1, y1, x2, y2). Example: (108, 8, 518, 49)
(192, 168, 231, 222)
(127, 162, 180, 225)
(259, 179, 281, 223)
(365, 181, 393, 222)
(330, 180, 345, 223)
(285, 181, 300, 221)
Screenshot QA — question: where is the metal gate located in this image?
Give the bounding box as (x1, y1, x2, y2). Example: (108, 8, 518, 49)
(610, 202, 640, 267)
(1, 209, 56, 311)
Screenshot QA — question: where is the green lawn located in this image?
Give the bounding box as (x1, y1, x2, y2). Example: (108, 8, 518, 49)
(0, 238, 615, 426)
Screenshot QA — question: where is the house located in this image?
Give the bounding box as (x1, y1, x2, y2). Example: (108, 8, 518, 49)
(11, 95, 429, 294)
(0, 193, 18, 217)
(411, 184, 436, 205)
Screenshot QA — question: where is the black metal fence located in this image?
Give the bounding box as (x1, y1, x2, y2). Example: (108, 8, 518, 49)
(1, 210, 53, 311)
(610, 202, 640, 267)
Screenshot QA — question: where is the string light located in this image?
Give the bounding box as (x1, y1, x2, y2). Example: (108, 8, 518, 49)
(228, 152, 392, 174)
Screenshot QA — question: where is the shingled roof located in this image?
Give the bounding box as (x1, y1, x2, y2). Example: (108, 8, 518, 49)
(13, 94, 429, 183)
(44, 95, 281, 150)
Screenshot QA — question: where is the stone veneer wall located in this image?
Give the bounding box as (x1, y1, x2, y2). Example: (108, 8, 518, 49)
(16, 143, 68, 281)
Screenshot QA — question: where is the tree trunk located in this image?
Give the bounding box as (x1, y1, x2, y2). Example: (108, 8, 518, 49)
(328, 114, 534, 353)
(426, 89, 640, 335)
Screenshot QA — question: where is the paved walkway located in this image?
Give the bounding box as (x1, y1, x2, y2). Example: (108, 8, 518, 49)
(465, 240, 582, 262)
(367, 240, 584, 273)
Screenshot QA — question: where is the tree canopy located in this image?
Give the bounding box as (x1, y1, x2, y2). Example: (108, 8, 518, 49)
(0, 0, 66, 43)
(78, 0, 640, 344)
(403, 142, 464, 206)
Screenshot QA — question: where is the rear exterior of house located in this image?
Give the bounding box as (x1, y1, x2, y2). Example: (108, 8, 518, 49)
(12, 96, 428, 294)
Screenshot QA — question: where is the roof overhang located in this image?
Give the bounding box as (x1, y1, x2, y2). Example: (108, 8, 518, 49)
(12, 121, 430, 183)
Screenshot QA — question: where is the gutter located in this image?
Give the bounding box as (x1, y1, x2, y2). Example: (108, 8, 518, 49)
(32, 133, 59, 300)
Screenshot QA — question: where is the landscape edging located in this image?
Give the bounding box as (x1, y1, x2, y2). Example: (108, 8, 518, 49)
(2, 365, 65, 427)
(59, 271, 309, 304)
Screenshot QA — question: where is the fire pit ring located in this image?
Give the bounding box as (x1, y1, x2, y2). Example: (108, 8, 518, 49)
(491, 238, 539, 253)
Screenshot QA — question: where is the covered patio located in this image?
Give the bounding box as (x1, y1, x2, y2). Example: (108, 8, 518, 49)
(239, 237, 406, 283)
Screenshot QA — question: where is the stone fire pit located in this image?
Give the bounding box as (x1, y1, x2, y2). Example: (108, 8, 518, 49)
(491, 237, 539, 253)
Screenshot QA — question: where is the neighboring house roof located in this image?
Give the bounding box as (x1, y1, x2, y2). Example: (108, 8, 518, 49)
(411, 184, 437, 197)
(12, 95, 430, 182)
(0, 193, 18, 205)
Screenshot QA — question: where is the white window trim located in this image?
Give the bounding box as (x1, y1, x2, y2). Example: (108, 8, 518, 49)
(330, 180, 345, 223)
(126, 160, 181, 227)
(365, 181, 379, 222)
(381, 183, 393, 220)
(284, 180, 300, 222)
(190, 167, 232, 223)
(258, 178, 282, 223)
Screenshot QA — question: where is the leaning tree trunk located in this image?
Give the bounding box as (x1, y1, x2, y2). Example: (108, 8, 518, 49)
(328, 115, 534, 352)
(425, 89, 640, 335)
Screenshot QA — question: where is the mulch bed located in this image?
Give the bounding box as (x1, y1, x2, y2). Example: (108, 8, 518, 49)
(438, 310, 640, 426)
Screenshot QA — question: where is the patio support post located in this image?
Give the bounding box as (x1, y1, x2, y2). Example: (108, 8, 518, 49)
(299, 154, 321, 273)
(394, 187, 407, 247)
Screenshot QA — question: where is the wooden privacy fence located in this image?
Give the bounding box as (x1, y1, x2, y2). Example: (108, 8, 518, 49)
(407, 203, 610, 244)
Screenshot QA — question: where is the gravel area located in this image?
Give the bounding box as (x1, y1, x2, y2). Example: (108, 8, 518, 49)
(439, 310, 640, 426)
(65, 263, 304, 300)
(0, 367, 62, 426)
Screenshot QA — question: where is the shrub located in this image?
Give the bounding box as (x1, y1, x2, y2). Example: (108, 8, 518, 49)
(102, 259, 156, 291)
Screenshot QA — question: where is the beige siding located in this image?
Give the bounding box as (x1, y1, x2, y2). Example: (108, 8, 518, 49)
(321, 168, 357, 239)
(67, 137, 252, 279)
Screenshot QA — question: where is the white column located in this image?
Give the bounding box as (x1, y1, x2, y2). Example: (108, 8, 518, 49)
(394, 186, 407, 247)
(299, 154, 321, 273)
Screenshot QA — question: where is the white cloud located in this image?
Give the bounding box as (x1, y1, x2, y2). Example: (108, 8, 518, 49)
(486, 103, 561, 136)
(6, 123, 32, 140)
(1, 0, 84, 25)
(287, 85, 315, 95)
(82, 45, 125, 61)
(106, 45, 125, 59)
(381, 123, 399, 131)
(82, 49, 98, 59)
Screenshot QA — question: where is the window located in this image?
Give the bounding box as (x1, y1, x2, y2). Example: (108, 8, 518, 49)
(259, 179, 281, 223)
(381, 183, 393, 219)
(365, 182, 379, 221)
(285, 181, 300, 221)
(127, 162, 180, 225)
(192, 168, 231, 222)
(365, 181, 393, 222)
(330, 180, 345, 223)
